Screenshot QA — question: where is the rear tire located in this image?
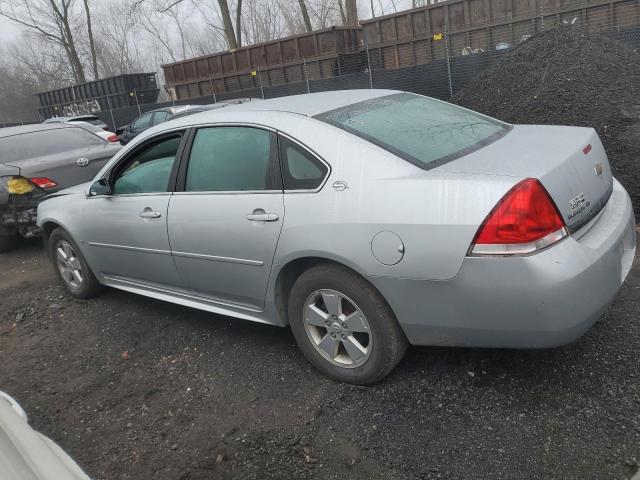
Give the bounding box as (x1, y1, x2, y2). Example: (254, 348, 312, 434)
(0, 233, 19, 253)
(288, 263, 407, 384)
(49, 228, 103, 299)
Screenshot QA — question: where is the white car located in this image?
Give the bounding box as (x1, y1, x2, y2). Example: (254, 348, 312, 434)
(0, 391, 91, 479)
(74, 121, 119, 143)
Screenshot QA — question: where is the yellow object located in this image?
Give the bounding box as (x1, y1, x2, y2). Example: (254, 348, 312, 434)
(433, 33, 443, 41)
(6, 177, 34, 194)
(250, 70, 257, 77)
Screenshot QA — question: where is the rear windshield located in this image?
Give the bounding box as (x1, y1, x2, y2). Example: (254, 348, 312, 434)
(0, 127, 104, 163)
(315, 93, 511, 169)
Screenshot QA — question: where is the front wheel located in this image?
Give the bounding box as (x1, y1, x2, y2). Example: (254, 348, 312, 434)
(288, 264, 407, 384)
(49, 228, 103, 299)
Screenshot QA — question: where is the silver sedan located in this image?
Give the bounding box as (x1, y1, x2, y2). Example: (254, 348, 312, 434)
(37, 90, 636, 384)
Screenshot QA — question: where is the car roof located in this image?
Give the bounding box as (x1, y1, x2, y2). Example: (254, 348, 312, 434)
(222, 89, 399, 117)
(0, 123, 78, 139)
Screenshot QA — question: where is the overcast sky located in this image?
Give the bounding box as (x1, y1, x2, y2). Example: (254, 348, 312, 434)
(0, 16, 21, 41)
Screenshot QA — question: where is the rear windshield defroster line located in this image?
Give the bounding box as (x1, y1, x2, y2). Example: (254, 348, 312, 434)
(314, 93, 512, 171)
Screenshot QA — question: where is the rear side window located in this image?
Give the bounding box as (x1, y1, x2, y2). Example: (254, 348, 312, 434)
(112, 136, 182, 194)
(185, 127, 276, 192)
(315, 93, 511, 170)
(0, 127, 104, 163)
(279, 137, 328, 190)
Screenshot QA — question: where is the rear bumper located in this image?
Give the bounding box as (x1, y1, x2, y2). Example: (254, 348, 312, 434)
(368, 178, 636, 348)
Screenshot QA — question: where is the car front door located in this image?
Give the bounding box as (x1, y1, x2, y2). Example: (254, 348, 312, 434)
(167, 125, 284, 310)
(82, 132, 186, 289)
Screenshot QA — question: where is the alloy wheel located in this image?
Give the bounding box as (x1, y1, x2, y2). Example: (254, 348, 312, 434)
(303, 289, 372, 368)
(55, 240, 83, 290)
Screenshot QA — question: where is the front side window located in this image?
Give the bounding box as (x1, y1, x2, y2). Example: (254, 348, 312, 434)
(185, 127, 275, 192)
(279, 137, 328, 190)
(112, 135, 182, 195)
(315, 93, 511, 170)
(152, 111, 170, 125)
(132, 112, 152, 131)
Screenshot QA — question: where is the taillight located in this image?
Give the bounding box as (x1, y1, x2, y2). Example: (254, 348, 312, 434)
(29, 177, 58, 189)
(5, 177, 34, 194)
(470, 178, 567, 255)
(106, 134, 119, 142)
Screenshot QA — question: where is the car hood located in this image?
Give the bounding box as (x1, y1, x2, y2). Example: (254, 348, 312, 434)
(0, 392, 91, 480)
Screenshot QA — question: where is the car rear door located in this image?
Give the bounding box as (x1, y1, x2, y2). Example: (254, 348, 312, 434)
(81, 131, 187, 289)
(167, 125, 284, 310)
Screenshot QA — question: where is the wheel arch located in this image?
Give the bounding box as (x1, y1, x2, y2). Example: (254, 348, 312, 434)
(40, 220, 66, 257)
(272, 254, 391, 326)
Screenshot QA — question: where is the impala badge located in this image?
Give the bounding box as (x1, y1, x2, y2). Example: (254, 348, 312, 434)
(77, 158, 89, 167)
(594, 162, 603, 176)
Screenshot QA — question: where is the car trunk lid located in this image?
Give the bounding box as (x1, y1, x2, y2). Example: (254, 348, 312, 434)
(0, 143, 121, 192)
(434, 125, 613, 233)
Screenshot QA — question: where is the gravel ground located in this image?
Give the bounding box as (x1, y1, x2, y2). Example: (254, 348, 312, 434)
(0, 239, 639, 479)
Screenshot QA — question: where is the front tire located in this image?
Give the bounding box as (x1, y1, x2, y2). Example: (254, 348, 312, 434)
(49, 228, 103, 299)
(288, 264, 407, 384)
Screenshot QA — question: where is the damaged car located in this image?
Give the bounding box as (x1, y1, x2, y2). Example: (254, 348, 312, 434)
(0, 123, 121, 252)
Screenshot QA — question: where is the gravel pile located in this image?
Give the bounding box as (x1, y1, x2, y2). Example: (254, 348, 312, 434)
(453, 27, 640, 214)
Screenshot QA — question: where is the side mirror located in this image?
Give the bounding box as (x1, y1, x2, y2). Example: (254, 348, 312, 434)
(89, 178, 111, 196)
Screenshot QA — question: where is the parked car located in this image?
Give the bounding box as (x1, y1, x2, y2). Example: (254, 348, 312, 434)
(0, 123, 121, 252)
(117, 106, 191, 145)
(118, 98, 259, 144)
(37, 90, 636, 384)
(0, 390, 91, 479)
(43, 114, 109, 131)
(74, 121, 119, 143)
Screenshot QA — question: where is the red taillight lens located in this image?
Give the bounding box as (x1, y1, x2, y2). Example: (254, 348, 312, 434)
(106, 134, 119, 142)
(470, 178, 567, 255)
(29, 177, 57, 189)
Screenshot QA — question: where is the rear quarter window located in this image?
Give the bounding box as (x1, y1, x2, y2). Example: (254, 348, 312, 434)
(315, 93, 511, 170)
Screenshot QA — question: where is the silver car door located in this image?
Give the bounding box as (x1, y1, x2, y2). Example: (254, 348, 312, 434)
(82, 132, 186, 289)
(167, 125, 284, 310)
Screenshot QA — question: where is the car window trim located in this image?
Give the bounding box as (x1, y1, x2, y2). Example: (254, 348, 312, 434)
(174, 123, 282, 194)
(98, 129, 189, 198)
(276, 132, 331, 194)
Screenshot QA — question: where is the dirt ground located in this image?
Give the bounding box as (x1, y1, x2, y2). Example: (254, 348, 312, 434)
(0, 238, 638, 480)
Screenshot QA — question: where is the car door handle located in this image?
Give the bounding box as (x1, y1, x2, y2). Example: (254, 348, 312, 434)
(246, 213, 279, 222)
(139, 210, 162, 219)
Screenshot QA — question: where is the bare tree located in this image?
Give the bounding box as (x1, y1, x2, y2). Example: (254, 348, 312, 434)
(298, 0, 312, 31)
(83, 0, 99, 79)
(218, 0, 238, 49)
(345, 0, 358, 26)
(0, 0, 87, 83)
(235, 0, 243, 47)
